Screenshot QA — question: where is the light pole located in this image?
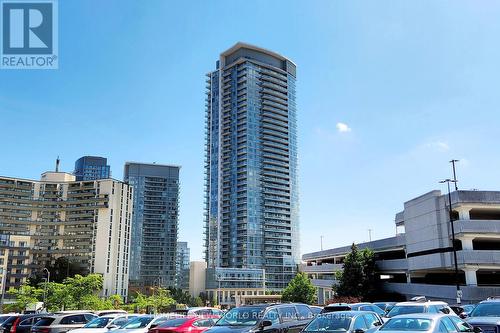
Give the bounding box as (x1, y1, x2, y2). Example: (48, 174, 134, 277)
(450, 160, 459, 191)
(43, 268, 50, 310)
(0, 268, 6, 311)
(440, 179, 461, 304)
(216, 274, 221, 306)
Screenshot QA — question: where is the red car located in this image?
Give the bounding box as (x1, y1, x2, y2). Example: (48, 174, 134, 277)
(149, 316, 219, 333)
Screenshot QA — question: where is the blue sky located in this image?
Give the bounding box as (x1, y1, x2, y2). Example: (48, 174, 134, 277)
(1, 0, 500, 260)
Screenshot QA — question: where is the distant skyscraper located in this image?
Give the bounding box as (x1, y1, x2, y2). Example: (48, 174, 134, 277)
(176, 241, 190, 290)
(124, 162, 180, 290)
(74, 156, 111, 181)
(204, 43, 300, 291)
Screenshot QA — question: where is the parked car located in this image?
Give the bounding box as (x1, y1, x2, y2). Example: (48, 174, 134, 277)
(0, 315, 15, 326)
(31, 313, 97, 333)
(149, 316, 218, 333)
(207, 303, 313, 333)
(66, 314, 138, 333)
(174, 308, 224, 317)
(321, 304, 353, 314)
(302, 311, 383, 333)
(112, 315, 182, 333)
(386, 301, 456, 318)
(379, 313, 479, 333)
(309, 306, 323, 316)
(94, 311, 128, 317)
(374, 303, 397, 314)
(350, 303, 387, 318)
(466, 298, 500, 333)
(0, 314, 49, 333)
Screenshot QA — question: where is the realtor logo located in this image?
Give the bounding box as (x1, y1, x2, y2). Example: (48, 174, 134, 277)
(1, 0, 58, 69)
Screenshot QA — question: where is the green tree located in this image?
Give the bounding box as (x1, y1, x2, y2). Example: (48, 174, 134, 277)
(281, 272, 316, 304)
(63, 274, 104, 309)
(334, 243, 376, 300)
(360, 248, 376, 299)
(108, 294, 123, 309)
(5, 285, 43, 312)
(149, 288, 176, 313)
(192, 296, 203, 307)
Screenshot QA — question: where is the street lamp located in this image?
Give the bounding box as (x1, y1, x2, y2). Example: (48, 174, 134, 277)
(0, 267, 6, 311)
(43, 268, 50, 310)
(439, 179, 461, 304)
(216, 274, 221, 306)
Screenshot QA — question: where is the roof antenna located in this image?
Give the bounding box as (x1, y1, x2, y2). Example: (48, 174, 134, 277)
(56, 156, 60, 172)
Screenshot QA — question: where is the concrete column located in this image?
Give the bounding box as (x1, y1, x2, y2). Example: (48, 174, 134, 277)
(457, 207, 470, 220)
(464, 268, 478, 286)
(461, 236, 474, 250)
(406, 272, 411, 283)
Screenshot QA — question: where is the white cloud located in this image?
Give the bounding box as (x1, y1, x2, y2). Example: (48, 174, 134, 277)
(426, 141, 450, 152)
(336, 122, 352, 133)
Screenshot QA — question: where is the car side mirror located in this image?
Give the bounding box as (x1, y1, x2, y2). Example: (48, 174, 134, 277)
(108, 325, 119, 330)
(149, 324, 159, 329)
(459, 313, 468, 319)
(259, 320, 273, 330)
(374, 322, 382, 327)
(354, 329, 365, 333)
(473, 327, 482, 333)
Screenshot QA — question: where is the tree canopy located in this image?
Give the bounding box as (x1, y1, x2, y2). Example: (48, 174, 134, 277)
(334, 243, 376, 300)
(281, 272, 317, 304)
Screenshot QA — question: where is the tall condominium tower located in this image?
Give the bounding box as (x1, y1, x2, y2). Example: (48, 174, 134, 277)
(204, 43, 299, 291)
(0, 172, 132, 299)
(124, 162, 180, 291)
(175, 241, 190, 290)
(74, 156, 111, 181)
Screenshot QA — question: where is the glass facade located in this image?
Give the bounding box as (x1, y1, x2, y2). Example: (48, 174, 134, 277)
(124, 163, 180, 289)
(74, 156, 111, 181)
(175, 241, 190, 289)
(205, 43, 300, 290)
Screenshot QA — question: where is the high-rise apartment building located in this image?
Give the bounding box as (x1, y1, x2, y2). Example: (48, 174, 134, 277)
(204, 43, 300, 291)
(0, 172, 132, 299)
(74, 156, 111, 181)
(176, 241, 190, 290)
(124, 162, 180, 290)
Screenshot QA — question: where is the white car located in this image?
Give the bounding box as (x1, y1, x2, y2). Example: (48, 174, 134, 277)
(111, 315, 182, 333)
(68, 314, 138, 333)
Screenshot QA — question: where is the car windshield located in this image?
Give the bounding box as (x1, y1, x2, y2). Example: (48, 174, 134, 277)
(470, 303, 500, 317)
(462, 305, 475, 313)
(84, 318, 112, 328)
(158, 318, 190, 328)
(380, 318, 433, 331)
(387, 306, 425, 318)
(0, 316, 13, 324)
(121, 317, 154, 329)
(304, 313, 353, 332)
(215, 307, 263, 327)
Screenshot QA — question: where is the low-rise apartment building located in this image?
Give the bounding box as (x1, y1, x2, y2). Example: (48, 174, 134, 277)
(301, 190, 500, 304)
(0, 171, 133, 299)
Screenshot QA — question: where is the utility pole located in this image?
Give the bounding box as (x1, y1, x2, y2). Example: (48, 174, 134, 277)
(440, 179, 461, 304)
(320, 236, 324, 251)
(368, 229, 373, 242)
(450, 159, 459, 191)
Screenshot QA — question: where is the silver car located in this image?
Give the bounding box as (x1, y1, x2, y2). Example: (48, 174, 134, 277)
(377, 313, 480, 333)
(31, 313, 97, 333)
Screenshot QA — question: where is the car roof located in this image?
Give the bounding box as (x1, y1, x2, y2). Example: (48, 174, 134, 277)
(394, 301, 448, 306)
(387, 313, 449, 319)
(318, 311, 376, 316)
